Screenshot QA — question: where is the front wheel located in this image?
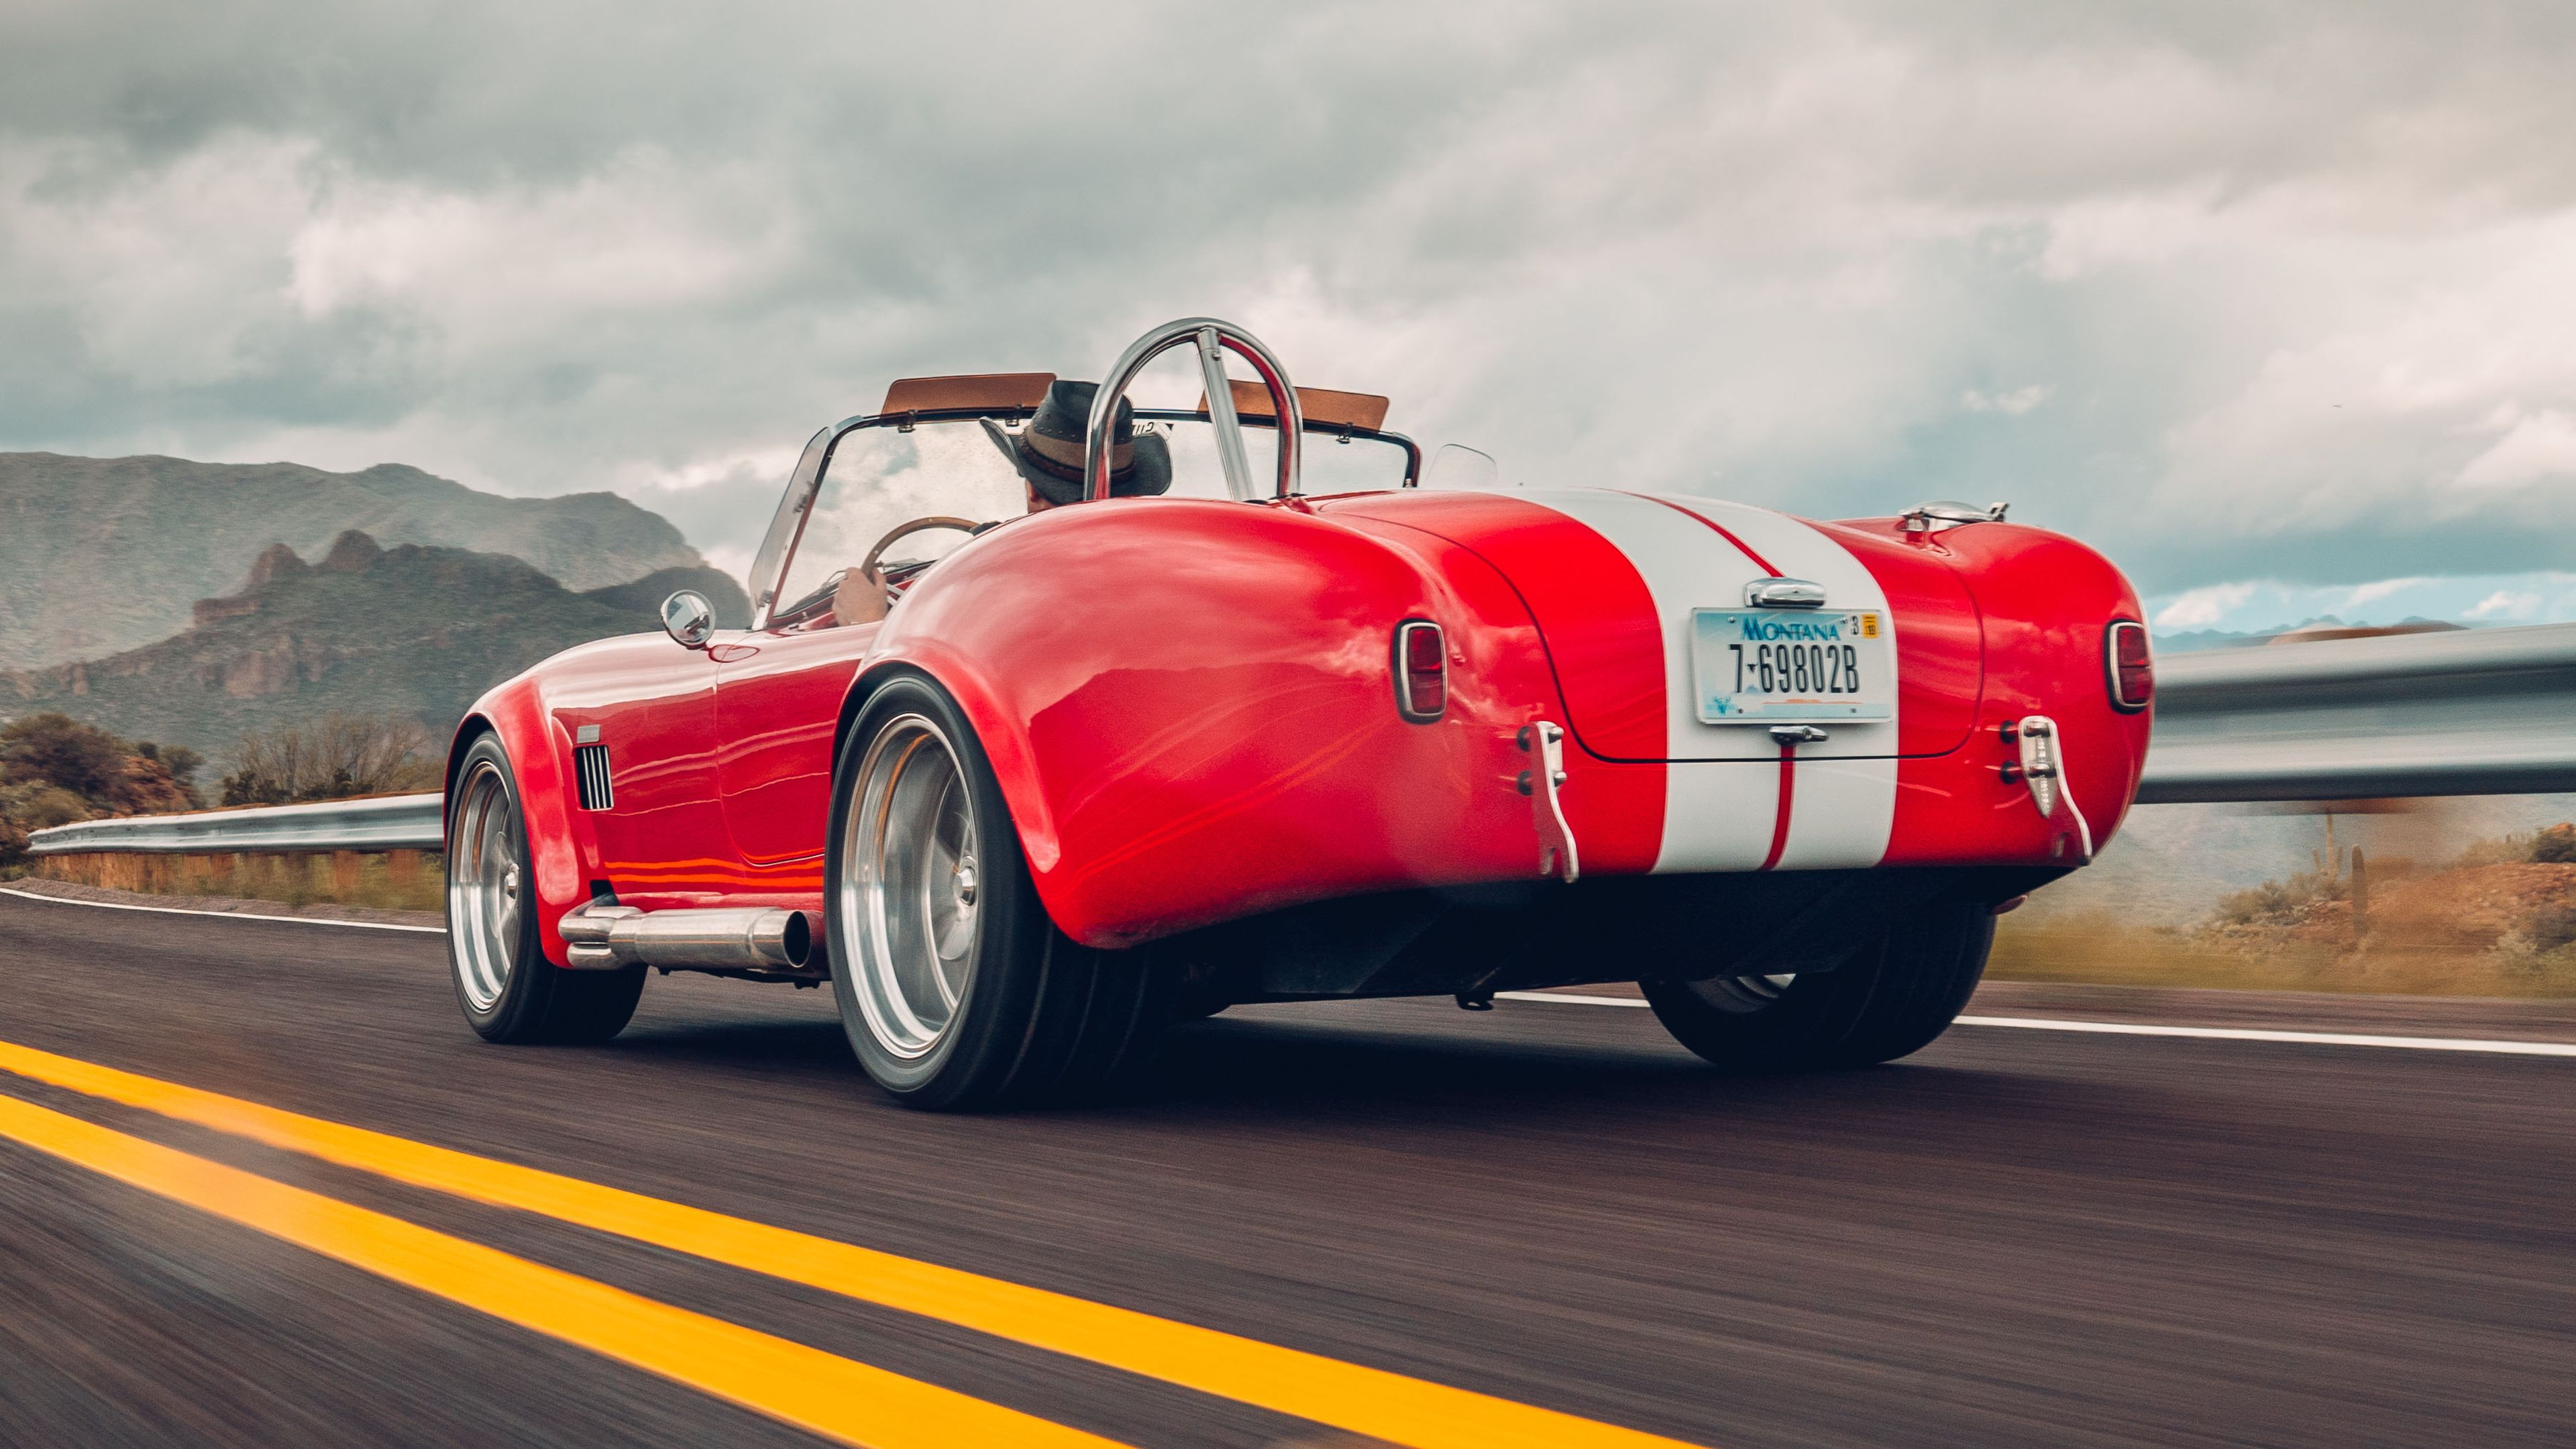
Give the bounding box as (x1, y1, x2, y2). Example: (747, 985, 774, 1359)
(824, 674, 1166, 1110)
(445, 732, 644, 1044)
(1641, 898, 1992, 1073)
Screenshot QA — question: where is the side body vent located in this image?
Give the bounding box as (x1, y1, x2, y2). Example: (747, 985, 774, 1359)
(573, 744, 615, 811)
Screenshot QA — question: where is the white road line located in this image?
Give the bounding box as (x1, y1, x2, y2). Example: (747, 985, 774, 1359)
(1495, 989, 2576, 1058)
(1953, 1014, 2576, 1057)
(0, 886, 446, 934)
(1497, 991, 1650, 1008)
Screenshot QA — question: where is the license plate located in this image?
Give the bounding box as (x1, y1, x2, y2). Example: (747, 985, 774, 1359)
(1690, 608, 1894, 724)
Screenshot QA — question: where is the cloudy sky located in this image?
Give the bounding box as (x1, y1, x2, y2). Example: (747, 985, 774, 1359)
(7, 0, 2576, 633)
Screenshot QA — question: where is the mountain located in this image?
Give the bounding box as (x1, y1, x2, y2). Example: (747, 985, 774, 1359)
(0, 452, 714, 668)
(0, 531, 749, 759)
(2155, 615, 2472, 653)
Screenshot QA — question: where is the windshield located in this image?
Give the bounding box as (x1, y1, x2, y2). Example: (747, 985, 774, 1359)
(1144, 414, 1417, 499)
(762, 413, 1415, 628)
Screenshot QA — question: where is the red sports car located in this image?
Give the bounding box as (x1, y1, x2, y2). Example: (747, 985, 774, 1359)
(443, 317, 2153, 1108)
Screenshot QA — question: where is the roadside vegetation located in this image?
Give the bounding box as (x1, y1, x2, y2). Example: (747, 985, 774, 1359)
(5, 712, 443, 910)
(1992, 824, 2576, 997)
(32, 848, 444, 914)
(0, 713, 201, 871)
(215, 712, 441, 805)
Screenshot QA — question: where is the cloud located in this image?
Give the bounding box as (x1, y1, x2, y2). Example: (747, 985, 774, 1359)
(2154, 583, 2259, 629)
(5, 1, 2576, 602)
(2456, 408, 2576, 491)
(2466, 590, 2538, 619)
(1962, 384, 2052, 415)
(2345, 576, 2429, 608)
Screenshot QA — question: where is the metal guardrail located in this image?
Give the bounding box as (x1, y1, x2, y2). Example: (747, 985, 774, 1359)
(25, 793, 443, 856)
(2139, 621, 2576, 804)
(19, 623, 2576, 856)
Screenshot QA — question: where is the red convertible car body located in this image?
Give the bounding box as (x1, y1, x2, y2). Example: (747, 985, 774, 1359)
(443, 318, 2153, 1107)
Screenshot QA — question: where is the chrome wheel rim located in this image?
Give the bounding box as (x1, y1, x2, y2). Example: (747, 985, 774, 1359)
(1686, 972, 1798, 1014)
(840, 713, 981, 1061)
(447, 759, 523, 1011)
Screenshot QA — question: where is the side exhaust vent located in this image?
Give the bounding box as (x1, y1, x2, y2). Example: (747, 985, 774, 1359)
(574, 744, 614, 810)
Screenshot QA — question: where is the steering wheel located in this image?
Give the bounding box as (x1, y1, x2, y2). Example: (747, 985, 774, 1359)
(859, 516, 983, 603)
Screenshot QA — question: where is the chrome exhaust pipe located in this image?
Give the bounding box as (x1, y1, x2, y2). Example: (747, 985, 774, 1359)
(559, 905, 816, 972)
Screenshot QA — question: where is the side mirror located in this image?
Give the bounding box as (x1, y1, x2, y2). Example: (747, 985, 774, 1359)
(661, 590, 715, 649)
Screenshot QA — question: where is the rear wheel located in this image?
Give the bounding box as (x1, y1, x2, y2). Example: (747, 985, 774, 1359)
(1641, 899, 1992, 1073)
(826, 675, 1166, 1110)
(446, 733, 645, 1044)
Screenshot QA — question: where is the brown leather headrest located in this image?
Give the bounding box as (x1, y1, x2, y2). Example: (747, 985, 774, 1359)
(1195, 380, 1391, 432)
(879, 373, 1057, 416)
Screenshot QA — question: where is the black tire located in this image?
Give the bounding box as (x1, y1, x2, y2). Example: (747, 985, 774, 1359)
(824, 674, 1167, 1110)
(1641, 898, 1992, 1073)
(445, 731, 645, 1044)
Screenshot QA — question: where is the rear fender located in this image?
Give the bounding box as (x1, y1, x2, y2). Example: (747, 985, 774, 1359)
(836, 647, 1061, 875)
(849, 499, 1571, 947)
(1835, 518, 2151, 865)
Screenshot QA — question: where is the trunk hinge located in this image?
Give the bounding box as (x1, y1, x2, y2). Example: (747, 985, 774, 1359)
(1516, 720, 1580, 882)
(1999, 714, 2095, 862)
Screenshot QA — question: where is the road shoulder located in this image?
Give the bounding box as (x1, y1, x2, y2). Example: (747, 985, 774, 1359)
(1, 877, 443, 930)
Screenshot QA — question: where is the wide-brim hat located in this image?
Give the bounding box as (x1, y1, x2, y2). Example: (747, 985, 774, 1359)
(978, 379, 1172, 506)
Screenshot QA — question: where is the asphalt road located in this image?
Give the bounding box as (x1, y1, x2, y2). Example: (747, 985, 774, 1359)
(1, 890, 2570, 1448)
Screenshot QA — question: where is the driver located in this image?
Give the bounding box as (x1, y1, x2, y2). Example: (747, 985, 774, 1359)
(832, 380, 1172, 626)
(977, 378, 1174, 515)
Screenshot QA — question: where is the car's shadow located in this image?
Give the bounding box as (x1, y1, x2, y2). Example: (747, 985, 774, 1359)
(616, 1014, 856, 1070)
(1145, 1006, 2128, 1132)
(603, 993, 2143, 1138)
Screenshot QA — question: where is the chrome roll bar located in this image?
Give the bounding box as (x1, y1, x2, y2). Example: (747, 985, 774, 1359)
(1085, 318, 1302, 502)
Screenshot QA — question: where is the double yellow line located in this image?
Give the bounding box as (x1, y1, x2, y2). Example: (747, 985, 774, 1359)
(0, 1038, 1706, 1448)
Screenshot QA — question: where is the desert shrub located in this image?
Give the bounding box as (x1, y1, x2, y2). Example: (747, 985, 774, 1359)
(2452, 826, 2576, 869)
(133, 741, 203, 791)
(0, 714, 127, 799)
(2517, 902, 2576, 952)
(2212, 867, 2346, 928)
(219, 714, 441, 805)
(2, 782, 102, 831)
(2452, 833, 2532, 869)
(107, 753, 195, 814)
(0, 716, 204, 858)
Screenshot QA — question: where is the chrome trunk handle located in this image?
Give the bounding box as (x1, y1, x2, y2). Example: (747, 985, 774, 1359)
(1085, 317, 1302, 502)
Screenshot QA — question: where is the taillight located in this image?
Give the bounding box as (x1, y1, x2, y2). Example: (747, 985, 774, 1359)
(2106, 620, 2152, 712)
(1394, 620, 1446, 721)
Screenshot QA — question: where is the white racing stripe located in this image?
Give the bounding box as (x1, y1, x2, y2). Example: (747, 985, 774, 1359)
(1768, 753, 1897, 872)
(1492, 989, 2576, 1057)
(1513, 489, 1896, 872)
(1652, 496, 1897, 872)
(0, 886, 446, 934)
